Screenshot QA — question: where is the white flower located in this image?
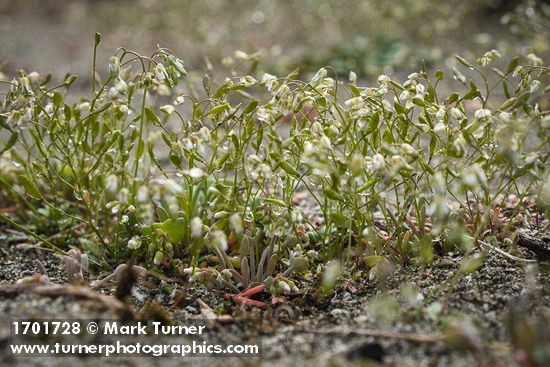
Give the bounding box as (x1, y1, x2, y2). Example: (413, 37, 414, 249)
(209, 230, 228, 252)
(435, 107, 446, 123)
(401, 143, 418, 157)
(127, 236, 142, 249)
(530, 80, 540, 93)
(137, 186, 148, 202)
(526, 53, 543, 66)
(349, 71, 357, 84)
(407, 72, 419, 81)
(174, 95, 185, 105)
(115, 78, 128, 94)
(160, 105, 175, 114)
(345, 96, 364, 109)
(229, 213, 243, 234)
(78, 102, 90, 111)
(474, 108, 492, 120)
(450, 107, 465, 121)
(433, 122, 446, 135)
(372, 153, 385, 171)
(261, 73, 277, 84)
(109, 56, 120, 78)
(190, 217, 203, 238)
(234, 50, 248, 59)
(275, 84, 290, 99)
(240, 75, 257, 87)
(185, 167, 205, 179)
(377, 74, 390, 84)
(28, 71, 40, 83)
(154, 63, 167, 82)
(105, 174, 119, 193)
(310, 68, 327, 86)
(476, 49, 501, 67)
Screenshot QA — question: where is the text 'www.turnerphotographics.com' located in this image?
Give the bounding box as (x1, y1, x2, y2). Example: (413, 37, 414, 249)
(9, 319, 262, 358)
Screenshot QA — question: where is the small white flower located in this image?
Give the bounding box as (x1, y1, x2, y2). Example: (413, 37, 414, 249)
(28, 71, 40, 83)
(160, 105, 175, 114)
(190, 217, 203, 238)
(345, 96, 364, 108)
(435, 107, 446, 123)
(526, 53, 543, 66)
(115, 78, 128, 94)
(137, 186, 148, 202)
(174, 95, 185, 105)
(433, 122, 446, 135)
(377, 74, 390, 84)
(530, 80, 540, 93)
(450, 107, 465, 121)
(240, 75, 257, 87)
(474, 108, 492, 120)
(401, 143, 418, 157)
(372, 153, 385, 171)
(229, 213, 243, 234)
(234, 50, 248, 59)
(154, 63, 167, 82)
(127, 236, 142, 249)
(209, 230, 228, 252)
(310, 68, 327, 86)
(261, 73, 277, 84)
(185, 167, 205, 179)
(349, 71, 357, 84)
(78, 102, 90, 111)
(120, 215, 129, 224)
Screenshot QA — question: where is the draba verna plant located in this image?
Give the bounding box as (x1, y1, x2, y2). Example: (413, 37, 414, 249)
(0, 36, 549, 294)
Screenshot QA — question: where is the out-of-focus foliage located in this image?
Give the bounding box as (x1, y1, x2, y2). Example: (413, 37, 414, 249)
(0, 0, 548, 80)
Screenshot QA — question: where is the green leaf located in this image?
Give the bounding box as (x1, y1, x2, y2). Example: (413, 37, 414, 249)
(357, 180, 376, 194)
(412, 97, 425, 107)
(331, 213, 349, 227)
(208, 103, 230, 116)
(323, 188, 342, 201)
(265, 198, 288, 207)
(498, 98, 516, 111)
(203, 74, 211, 95)
(507, 56, 519, 74)
(53, 92, 63, 108)
(462, 90, 481, 101)
(152, 218, 186, 243)
(156, 206, 170, 222)
(136, 140, 145, 159)
(455, 55, 473, 68)
(279, 160, 299, 178)
(19, 175, 42, 199)
(364, 255, 385, 267)
(429, 135, 436, 159)
(242, 100, 259, 116)
(447, 93, 460, 104)
(420, 235, 433, 265)
(459, 253, 484, 273)
(0, 132, 18, 155)
(144, 106, 161, 125)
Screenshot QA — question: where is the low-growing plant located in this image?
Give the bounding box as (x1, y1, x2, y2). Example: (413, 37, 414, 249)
(0, 36, 549, 289)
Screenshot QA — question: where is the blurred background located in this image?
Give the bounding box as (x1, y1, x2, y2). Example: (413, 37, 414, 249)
(0, 0, 548, 85)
